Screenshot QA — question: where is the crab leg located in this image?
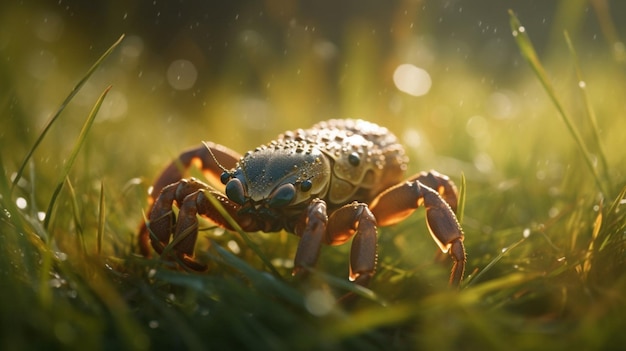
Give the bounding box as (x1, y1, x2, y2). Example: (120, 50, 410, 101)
(409, 170, 459, 213)
(292, 199, 328, 277)
(150, 142, 241, 199)
(328, 202, 378, 287)
(139, 143, 241, 257)
(369, 180, 466, 286)
(147, 177, 251, 270)
(293, 199, 378, 287)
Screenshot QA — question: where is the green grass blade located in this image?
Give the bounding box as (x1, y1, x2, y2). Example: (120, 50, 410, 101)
(38, 86, 110, 306)
(213, 244, 304, 305)
(65, 176, 87, 255)
(457, 172, 466, 224)
(203, 190, 282, 277)
(97, 181, 105, 255)
(508, 10, 609, 196)
(43, 86, 111, 230)
(10, 34, 125, 193)
(564, 31, 612, 192)
(465, 235, 527, 287)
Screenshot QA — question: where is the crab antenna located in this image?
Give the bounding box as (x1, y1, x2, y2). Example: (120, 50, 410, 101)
(202, 141, 230, 173)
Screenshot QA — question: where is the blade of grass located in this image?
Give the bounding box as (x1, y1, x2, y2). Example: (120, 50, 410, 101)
(457, 172, 466, 224)
(580, 209, 602, 278)
(202, 190, 282, 278)
(10, 34, 125, 193)
(38, 86, 110, 307)
(305, 267, 385, 304)
(508, 10, 609, 196)
(97, 181, 105, 255)
(65, 177, 86, 254)
(596, 185, 626, 252)
(213, 244, 304, 305)
(43, 86, 111, 230)
(564, 31, 612, 192)
(465, 235, 527, 287)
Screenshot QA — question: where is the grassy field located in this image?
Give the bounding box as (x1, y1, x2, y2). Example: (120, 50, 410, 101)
(1, 2, 626, 351)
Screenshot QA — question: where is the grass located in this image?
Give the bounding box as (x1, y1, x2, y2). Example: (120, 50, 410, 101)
(2, 5, 626, 351)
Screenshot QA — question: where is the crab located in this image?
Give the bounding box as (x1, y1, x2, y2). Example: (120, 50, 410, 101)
(138, 119, 466, 288)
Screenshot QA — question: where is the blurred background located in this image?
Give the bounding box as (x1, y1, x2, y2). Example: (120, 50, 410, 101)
(3, 0, 624, 184)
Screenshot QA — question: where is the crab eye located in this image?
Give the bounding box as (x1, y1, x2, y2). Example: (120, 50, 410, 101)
(220, 171, 231, 185)
(225, 178, 246, 205)
(300, 179, 313, 192)
(348, 152, 360, 166)
(268, 183, 296, 208)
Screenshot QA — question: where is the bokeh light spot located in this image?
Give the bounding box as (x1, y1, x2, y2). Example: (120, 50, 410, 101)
(393, 63, 432, 97)
(166, 59, 198, 90)
(35, 12, 64, 42)
(305, 290, 335, 316)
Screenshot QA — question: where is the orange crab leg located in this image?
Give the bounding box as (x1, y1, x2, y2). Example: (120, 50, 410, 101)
(139, 143, 241, 257)
(369, 178, 466, 286)
(146, 177, 254, 270)
(293, 199, 378, 287)
(292, 199, 328, 277)
(408, 170, 459, 213)
(151, 142, 241, 199)
(329, 203, 378, 287)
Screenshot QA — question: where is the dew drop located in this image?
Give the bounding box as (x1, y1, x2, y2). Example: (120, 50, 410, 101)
(213, 227, 225, 237)
(16, 197, 27, 209)
(227, 240, 241, 254)
(49, 278, 63, 288)
(56, 252, 68, 261)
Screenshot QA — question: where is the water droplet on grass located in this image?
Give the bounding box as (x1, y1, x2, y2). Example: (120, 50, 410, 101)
(227, 240, 241, 254)
(16, 197, 27, 209)
(512, 26, 525, 37)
